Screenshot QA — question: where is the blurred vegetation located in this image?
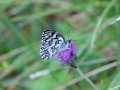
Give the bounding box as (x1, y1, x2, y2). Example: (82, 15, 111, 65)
(0, 0, 120, 90)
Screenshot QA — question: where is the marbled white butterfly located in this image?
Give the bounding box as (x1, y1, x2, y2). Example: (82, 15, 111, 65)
(40, 29, 77, 68)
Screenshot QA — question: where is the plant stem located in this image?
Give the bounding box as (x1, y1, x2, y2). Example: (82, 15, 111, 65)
(90, 0, 116, 49)
(76, 66, 98, 90)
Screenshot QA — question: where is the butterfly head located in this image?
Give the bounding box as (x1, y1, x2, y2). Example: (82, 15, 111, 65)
(58, 43, 77, 67)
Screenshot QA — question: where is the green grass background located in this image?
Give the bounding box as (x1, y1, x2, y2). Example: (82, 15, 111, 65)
(0, 0, 120, 90)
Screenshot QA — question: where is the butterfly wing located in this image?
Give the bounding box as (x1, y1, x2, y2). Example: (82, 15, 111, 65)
(40, 29, 67, 60)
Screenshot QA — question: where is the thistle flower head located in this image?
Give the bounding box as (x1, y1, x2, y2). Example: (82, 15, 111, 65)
(58, 43, 77, 64)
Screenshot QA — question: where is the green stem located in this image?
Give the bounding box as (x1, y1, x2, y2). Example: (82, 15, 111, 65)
(76, 66, 98, 90)
(90, 0, 116, 49)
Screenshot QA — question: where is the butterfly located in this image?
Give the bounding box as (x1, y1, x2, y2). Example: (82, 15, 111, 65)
(40, 29, 77, 68)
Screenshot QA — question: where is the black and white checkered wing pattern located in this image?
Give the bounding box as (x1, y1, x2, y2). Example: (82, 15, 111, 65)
(40, 29, 67, 60)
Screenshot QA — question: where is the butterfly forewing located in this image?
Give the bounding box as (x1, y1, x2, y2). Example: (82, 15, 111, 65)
(40, 29, 67, 60)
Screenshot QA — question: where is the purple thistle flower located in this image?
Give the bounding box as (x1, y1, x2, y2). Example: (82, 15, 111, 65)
(58, 43, 77, 64)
